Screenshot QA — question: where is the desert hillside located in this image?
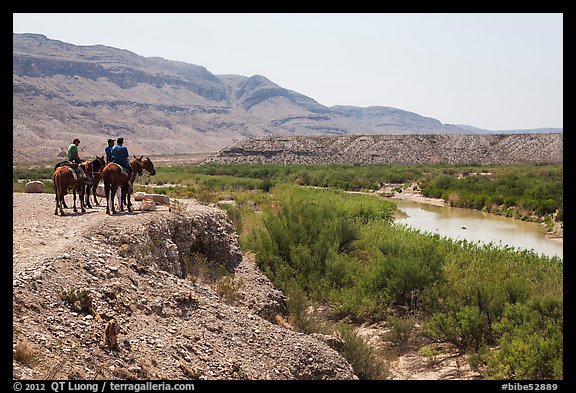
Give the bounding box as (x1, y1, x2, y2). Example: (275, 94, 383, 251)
(203, 133, 563, 165)
(14, 33, 469, 164)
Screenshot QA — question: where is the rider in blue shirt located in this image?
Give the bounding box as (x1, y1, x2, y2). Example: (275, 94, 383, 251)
(111, 137, 133, 177)
(105, 139, 115, 164)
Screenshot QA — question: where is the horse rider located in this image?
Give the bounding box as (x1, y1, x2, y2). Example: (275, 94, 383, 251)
(54, 138, 84, 178)
(105, 138, 115, 164)
(68, 138, 83, 164)
(111, 137, 134, 182)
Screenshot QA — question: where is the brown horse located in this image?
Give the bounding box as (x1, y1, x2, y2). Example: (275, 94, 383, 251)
(84, 156, 106, 208)
(52, 163, 88, 216)
(101, 155, 156, 215)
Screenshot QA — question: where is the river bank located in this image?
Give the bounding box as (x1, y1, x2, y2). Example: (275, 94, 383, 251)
(374, 183, 562, 243)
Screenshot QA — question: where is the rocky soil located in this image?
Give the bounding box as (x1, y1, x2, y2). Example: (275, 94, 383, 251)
(203, 134, 563, 165)
(12, 193, 356, 380)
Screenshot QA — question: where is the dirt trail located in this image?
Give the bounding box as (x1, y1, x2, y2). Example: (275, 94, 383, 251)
(13, 194, 188, 272)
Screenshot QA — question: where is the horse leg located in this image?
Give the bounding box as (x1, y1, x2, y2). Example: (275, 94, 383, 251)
(79, 184, 86, 213)
(110, 186, 117, 214)
(84, 183, 92, 209)
(72, 188, 78, 213)
(58, 195, 66, 216)
(104, 182, 111, 214)
(93, 184, 100, 206)
(118, 187, 124, 212)
(126, 186, 132, 212)
(58, 193, 66, 215)
(123, 187, 129, 211)
(54, 176, 64, 215)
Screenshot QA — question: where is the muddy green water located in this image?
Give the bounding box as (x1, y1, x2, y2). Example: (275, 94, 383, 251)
(390, 199, 563, 260)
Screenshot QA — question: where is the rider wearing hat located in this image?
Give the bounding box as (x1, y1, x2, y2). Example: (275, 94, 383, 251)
(54, 138, 84, 178)
(105, 138, 115, 164)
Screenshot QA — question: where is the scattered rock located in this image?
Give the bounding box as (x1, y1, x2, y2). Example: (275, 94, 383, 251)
(143, 193, 170, 205)
(134, 192, 147, 201)
(140, 200, 156, 211)
(96, 184, 106, 197)
(23, 181, 45, 193)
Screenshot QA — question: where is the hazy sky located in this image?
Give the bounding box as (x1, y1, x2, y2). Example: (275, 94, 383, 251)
(13, 13, 563, 130)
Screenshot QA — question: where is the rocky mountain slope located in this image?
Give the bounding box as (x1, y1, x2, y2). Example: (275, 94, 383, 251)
(203, 133, 564, 165)
(14, 33, 468, 164)
(13, 193, 356, 380)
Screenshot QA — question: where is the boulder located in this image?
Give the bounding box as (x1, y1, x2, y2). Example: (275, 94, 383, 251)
(143, 193, 170, 205)
(140, 200, 156, 211)
(96, 184, 106, 197)
(23, 181, 45, 193)
(134, 192, 147, 201)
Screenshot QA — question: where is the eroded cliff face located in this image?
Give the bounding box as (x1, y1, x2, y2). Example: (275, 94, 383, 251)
(13, 194, 356, 380)
(203, 134, 563, 165)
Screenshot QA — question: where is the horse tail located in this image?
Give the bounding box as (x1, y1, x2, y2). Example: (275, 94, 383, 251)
(53, 169, 62, 214)
(102, 165, 112, 214)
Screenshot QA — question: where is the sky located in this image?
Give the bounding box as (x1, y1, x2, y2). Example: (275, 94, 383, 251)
(13, 13, 563, 130)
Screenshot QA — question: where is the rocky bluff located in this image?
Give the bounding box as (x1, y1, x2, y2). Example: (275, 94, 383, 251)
(13, 194, 355, 380)
(203, 133, 563, 165)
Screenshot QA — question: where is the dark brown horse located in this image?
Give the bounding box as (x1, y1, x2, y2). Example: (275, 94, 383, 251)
(84, 156, 106, 208)
(101, 155, 156, 215)
(52, 163, 88, 216)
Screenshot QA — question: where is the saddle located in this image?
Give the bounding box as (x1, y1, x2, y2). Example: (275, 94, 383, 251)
(111, 163, 129, 178)
(54, 160, 85, 181)
(111, 163, 134, 194)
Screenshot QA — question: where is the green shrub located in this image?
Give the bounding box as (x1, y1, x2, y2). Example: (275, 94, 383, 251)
(485, 297, 563, 379)
(337, 323, 390, 380)
(386, 315, 416, 348)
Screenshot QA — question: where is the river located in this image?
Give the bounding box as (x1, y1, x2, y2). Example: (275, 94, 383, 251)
(388, 198, 563, 260)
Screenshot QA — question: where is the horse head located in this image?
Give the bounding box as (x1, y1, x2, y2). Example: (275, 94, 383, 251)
(93, 155, 106, 173)
(131, 155, 156, 176)
(142, 156, 156, 176)
(80, 160, 94, 183)
(131, 155, 144, 176)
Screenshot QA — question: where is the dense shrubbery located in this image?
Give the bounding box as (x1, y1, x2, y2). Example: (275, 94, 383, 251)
(239, 183, 562, 379)
(167, 162, 563, 223)
(419, 165, 563, 221)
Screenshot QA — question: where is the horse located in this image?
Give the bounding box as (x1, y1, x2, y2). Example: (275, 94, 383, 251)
(83, 156, 106, 208)
(52, 162, 88, 216)
(101, 155, 156, 215)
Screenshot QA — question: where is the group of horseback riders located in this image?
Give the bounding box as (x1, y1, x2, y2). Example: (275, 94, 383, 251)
(57, 137, 132, 178)
(52, 136, 156, 216)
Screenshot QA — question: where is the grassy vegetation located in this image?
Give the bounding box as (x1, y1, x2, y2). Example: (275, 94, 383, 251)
(142, 162, 563, 223)
(13, 162, 563, 379)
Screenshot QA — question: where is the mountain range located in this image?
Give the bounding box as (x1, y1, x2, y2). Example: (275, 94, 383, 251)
(12, 33, 562, 164)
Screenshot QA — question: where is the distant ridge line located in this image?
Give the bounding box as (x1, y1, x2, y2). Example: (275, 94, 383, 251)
(204, 133, 563, 165)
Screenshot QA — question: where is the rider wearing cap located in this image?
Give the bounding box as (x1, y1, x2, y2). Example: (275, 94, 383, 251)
(105, 139, 116, 164)
(54, 138, 84, 176)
